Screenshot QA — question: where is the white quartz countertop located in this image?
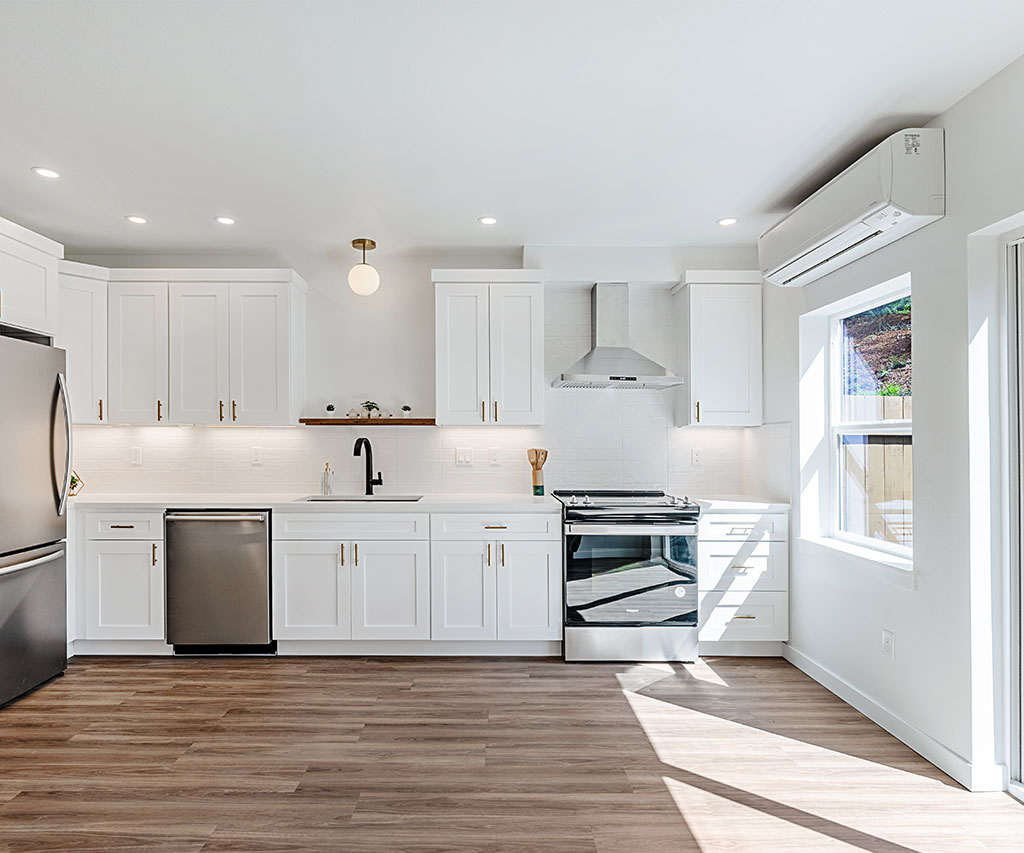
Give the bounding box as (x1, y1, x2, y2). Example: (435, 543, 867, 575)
(70, 493, 561, 514)
(693, 495, 791, 513)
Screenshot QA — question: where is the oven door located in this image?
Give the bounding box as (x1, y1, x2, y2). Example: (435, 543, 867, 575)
(564, 524, 697, 627)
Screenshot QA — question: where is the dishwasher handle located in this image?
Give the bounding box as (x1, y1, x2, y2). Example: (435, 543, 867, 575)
(165, 514, 267, 523)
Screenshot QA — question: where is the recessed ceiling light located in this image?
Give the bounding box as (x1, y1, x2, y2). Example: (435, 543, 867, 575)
(215, 216, 235, 225)
(478, 216, 498, 226)
(717, 217, 738, 226)
(32, 167, 60, 179)
(125, 215, 147, 224)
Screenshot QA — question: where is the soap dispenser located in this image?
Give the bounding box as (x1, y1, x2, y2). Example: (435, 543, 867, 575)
(321, 462, 334, 497)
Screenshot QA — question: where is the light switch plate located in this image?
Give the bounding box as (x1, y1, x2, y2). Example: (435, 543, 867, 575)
(691, 448, 704, 466)
(489, 447, 501, 466)
(129, 446, 142, 467)
(456, 447, 474, 467)
(881, 629, 895, 660)
(250, 446, 263, 467)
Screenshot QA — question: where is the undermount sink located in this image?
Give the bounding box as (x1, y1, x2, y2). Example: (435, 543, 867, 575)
(299, 495, 424, 502)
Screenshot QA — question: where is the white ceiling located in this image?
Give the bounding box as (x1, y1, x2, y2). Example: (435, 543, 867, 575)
(2, 0, 1023, 258)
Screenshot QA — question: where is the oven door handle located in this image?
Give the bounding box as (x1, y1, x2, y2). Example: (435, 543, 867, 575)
(566, 524, 698, 536)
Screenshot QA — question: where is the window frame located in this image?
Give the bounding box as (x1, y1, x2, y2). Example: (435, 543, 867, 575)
(827, 288, 913, 560)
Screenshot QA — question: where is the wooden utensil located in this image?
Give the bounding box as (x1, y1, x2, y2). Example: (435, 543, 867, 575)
(527, 448, 549, 496)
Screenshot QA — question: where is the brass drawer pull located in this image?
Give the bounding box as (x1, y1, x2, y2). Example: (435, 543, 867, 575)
(484, 525, 507, 530)
(696, 401, 700, 423)
(152, 543, 158, 566)
(481, 401, 485, 422)
(157, 400, 163, 421)
(501, 543, 505, 566)
(232, 400, 237, 422)
(219, 401, 225, 422)
(99, 398, 103, 421)
(732, 615, 756, 620)
(340, 543, 345, 566)
(354, 543, 359, 565)
(487, 543, 491, 566)
(494, 400, 498, 422)
(110, 524, 135, 529)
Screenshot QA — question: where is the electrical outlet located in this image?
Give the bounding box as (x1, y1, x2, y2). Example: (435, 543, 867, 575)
(456, 447, 474, 467)
(881, 629, 895, 660)
(129, 446, 142, 467)
(691, 448, 704, 466)
(250, 446, 263, 467)
(489, 447, 501, 466)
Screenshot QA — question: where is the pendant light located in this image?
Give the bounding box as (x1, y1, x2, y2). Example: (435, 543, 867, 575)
(348, 238, 380, 296)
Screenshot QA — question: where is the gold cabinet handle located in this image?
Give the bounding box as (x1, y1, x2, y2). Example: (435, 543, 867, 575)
(99, 398, 103, 421)
(732, 614, 756, 620)
(484, 525, 507, 530)
(152, 543, 158, 566)
(157, 400, 163, 421)
(501, 543, 505, 566)
(494, 400, 498, 422)
(696, 401, 700, 423)
(110, 524, 135, 529)
(487, 543, 491, 566)
(481, 401, 485, 422)
(219, 401, 224, 422)
(232, 400, 237, 422)
(354, 543, 359, 566)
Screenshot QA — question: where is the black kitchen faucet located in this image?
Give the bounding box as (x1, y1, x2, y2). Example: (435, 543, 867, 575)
(353, 437, 383, 496)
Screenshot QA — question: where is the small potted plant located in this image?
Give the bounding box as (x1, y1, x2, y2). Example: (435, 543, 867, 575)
(401, 405, 412, 418)
(325, 403, 335, 413)
(361, 400, 381, 419)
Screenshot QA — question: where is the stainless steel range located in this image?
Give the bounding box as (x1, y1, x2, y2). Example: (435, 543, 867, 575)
(554, 490, 700, 662)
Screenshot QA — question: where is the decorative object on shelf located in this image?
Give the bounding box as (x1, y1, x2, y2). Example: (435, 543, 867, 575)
(68, 470, 84, 497)
(346, 407, 360, 418)
(348, 238, 380, 296)
(299, 417, 436, 426)
(325, 403, 335, 413)
(381, 407, 392, 419)
(361, 400, 380, 419)
(527, 448, 548, 496)
(401, 405, 412, 418)
(321, 462, 334, 497)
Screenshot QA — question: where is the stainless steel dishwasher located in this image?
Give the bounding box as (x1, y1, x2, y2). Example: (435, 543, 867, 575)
(164, 510, 274, 654)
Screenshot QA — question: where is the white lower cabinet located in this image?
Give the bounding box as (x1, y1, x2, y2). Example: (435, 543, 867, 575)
(351, 540, 431, 640)
(497, 540, 561, 640)
(272, 540, 351, 639)
(84, 540, 164, 640)
(431, 541, 496, 640)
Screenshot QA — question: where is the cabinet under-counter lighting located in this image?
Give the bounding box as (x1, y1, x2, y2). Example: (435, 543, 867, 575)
(56, 264, 307, 426)
(433, 269, 545, 426)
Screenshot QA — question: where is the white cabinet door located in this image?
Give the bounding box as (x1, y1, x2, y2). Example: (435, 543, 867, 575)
(107, 283, 169, 424)
(351, 540, 430, 639)
(229, 283, 291, 425)
(497, 540, 562, 640)
(489, 284, 544, 425)
(57, 271, 107, 423)
(0, 218, 60, 335)
(169, 283, 230, 424)
(430, 540, 496, 640)
(677, 283, 762, 427)
(435, 284, 490, 425)
(272, 540, 351, 640)
(84, 540, 164, 640)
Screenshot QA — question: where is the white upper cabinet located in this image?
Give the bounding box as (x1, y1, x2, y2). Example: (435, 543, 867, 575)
(674, 273, 763, 427)
(108, 282, 170, 424)
(229, 283, 293, 425)
(103, 269, 306, 426)
(57, 261, 108, 424)
(489, 284, 544, 425)
(434, 270, 544, 425)
(169, 283, 230, 424)
(0, 215, 61, 336)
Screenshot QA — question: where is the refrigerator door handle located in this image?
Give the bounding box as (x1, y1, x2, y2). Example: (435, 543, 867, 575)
(57, 372, 73, 517)
(0, 550, 62, 579)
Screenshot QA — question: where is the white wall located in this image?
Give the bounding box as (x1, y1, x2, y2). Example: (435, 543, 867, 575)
(69, 247, 757, 498)
(753, 54, 1024, 788)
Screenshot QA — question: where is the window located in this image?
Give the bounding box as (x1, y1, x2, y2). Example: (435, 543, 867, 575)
(831, 293, 912, 554)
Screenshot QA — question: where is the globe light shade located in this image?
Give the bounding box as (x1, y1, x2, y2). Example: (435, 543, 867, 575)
(348, 262, 380, 296)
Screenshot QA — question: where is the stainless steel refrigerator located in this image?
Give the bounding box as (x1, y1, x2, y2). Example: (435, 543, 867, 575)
(0, 332, 71, 706)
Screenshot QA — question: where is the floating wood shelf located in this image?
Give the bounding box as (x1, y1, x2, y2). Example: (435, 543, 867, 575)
(299, 417, 436, 426)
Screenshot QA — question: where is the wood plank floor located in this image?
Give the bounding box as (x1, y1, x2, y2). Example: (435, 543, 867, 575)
(1, 656, 1022, 852)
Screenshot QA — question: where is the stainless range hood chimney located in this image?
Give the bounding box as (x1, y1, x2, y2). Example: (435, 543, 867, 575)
(552, 283, 682, 390)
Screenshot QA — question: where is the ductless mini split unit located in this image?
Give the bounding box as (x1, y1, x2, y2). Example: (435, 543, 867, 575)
(758, 127, 945, 287)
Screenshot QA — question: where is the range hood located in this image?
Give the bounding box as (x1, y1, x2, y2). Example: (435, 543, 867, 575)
(552, 283, 682, 390)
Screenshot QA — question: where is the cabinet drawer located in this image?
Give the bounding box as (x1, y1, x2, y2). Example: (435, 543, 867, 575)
(85, 511, 165, 540)
(431, 513, 560, 541)
(274, 513, 429, 541)
(699, 513, 788, 543)
(698, 541, 788, 593)
(698, 591, 788, 642)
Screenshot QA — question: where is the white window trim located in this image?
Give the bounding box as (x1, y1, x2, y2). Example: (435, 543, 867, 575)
(826, 286, 913, 563)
